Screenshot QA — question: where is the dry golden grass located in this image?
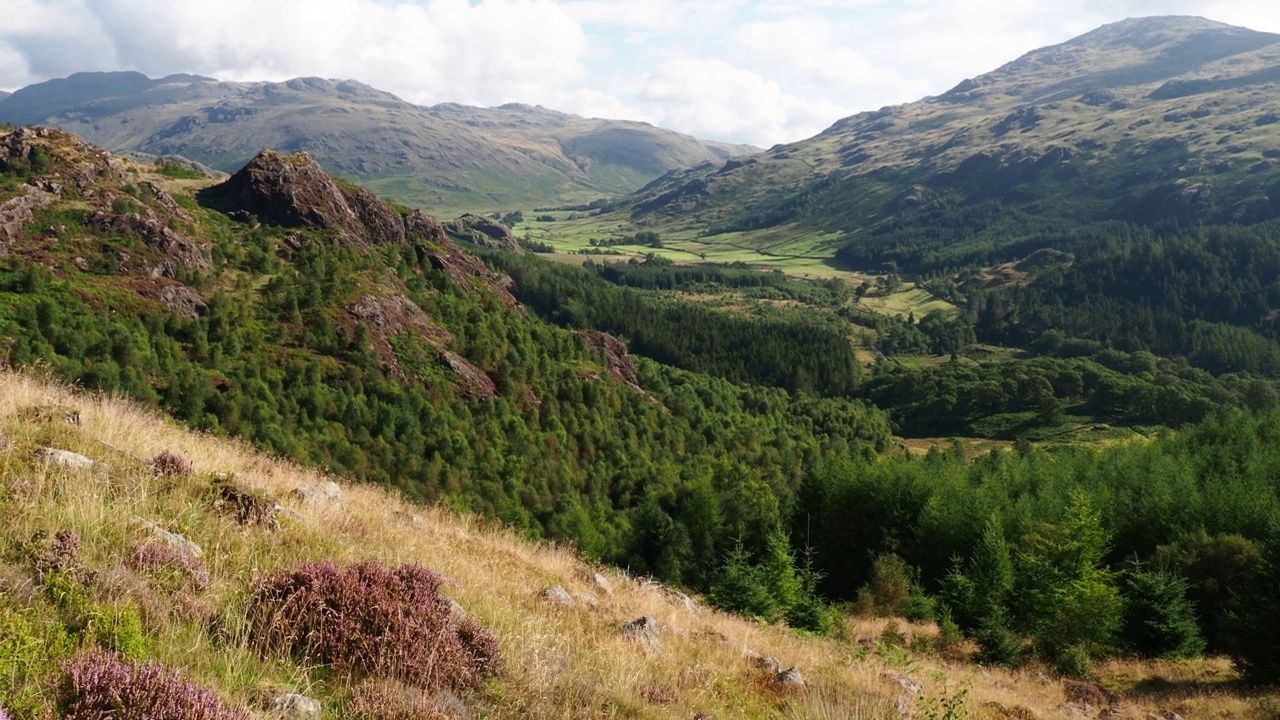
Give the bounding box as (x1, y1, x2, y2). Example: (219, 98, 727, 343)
(1, 367, 1277, 719)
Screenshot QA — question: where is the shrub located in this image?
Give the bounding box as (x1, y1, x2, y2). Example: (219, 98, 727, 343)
(81, 603, 149, 660)
(0, 604, 75, 717)
(974, 609, 1022, 668)
(1054, 644, 1095, 680)
(878, 620, 907, 649)
(148, 451, 194, 478)
(128, 539, 210, 591)
(856, 553, 915, 617)
(246, 560, 501, 691)
(58, 650, 247, 720)
(26, 529, 83, 580)
(346, 680, 453, 720)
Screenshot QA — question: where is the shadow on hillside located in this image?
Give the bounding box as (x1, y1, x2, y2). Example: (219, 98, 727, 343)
(1125, 674, 1249, 702)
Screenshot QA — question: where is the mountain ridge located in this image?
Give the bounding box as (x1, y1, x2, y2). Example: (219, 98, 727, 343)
(0, 72, 756, 213)
(603, 15, 1280, 263)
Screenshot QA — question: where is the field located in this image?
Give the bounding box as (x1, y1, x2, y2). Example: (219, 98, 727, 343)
(519, 213, 861, 280)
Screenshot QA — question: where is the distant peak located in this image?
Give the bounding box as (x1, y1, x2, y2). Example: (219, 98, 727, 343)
(1062, 15, 1262, 47)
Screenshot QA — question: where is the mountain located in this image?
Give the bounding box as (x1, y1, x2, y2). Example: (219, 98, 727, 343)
(612, 16, 1280, 265)
(10, 129, 1280, 702)
(0, 72, 755, 213)
(0, 91, 10, 101)
(0, 124, 888, 590)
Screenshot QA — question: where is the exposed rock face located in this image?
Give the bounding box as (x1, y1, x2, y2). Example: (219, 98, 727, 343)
(214, 151, 519, 307)
(88, 211, 209, 278)
(213, 150, 407, 246)
(215, 150, 355, 231)
(139, 180, 191, 222)
(580, 330, 642, 391)
(157, 284, 208, 319)
(442, 351, 497, 400)
(425, 237, 518, 308)
(349, 294, 452, 345)
(0, 126, 124, 192)
(443, 213, 520, 252)
(0, 186, 51, 248)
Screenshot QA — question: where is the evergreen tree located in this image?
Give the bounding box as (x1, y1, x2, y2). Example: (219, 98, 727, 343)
(1015, 492, 1124, 663)
(1120, 562, 1205, 659)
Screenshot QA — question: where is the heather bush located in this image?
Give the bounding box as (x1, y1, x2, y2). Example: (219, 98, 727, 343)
(247, 560, 501, 692)
(58, 650, 248, 720)
(346, 680, 454, 720)
(208, 476, 279, 529)
(128, 539, 211, 591)
(148, 450, 194, 478)
(25, 529, 83, 581)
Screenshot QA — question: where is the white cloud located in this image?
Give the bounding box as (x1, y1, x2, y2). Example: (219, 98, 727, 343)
(6, 0, 1280, 146)
(626, 56, 856, 147)
(1, 0, 590, 106)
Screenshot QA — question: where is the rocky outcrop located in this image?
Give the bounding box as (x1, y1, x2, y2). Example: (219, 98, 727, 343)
(621, 616, 661, 652)
(34, 447, 94, 470)
(158, 284, 208, 319)
(89, 211, 209, 278)
(214, 150, 356, 232)
(538, 585, 576, 607)
(442, 351, 497, 400)
(212, 150, 408, 246)
(580, 330, 642, 391)
(443, 213, 520, 252)
(270, 693, 322, 720)
(349, 294, 452, 345)
(138, 180, 192, 222)
(0, 126, 124, 192)
(0, 186, 51, 248)
(130, 517, 203, 559)
(348, 293, 453, 377)
(425, 238, 518, 308)
(776, 667, 804, 688)
(343, 183, 406, 245)
(292, 480, 345, 506)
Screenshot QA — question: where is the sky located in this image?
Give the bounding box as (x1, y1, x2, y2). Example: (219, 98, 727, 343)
(4, 0, 1280, 147)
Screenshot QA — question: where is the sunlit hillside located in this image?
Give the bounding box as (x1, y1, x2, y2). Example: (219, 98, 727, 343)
(0, 368, 1261, 719)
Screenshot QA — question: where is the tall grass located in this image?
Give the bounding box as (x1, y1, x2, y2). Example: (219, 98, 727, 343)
(0, 367, 1269, 719)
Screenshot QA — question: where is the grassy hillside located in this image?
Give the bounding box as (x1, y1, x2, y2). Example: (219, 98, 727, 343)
(569, 17, 1280, 267)
(0, 368, 1264, 719)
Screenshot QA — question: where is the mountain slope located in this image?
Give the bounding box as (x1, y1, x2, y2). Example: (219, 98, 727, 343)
(611, 16, 1280, 262)
(0, 125, 888, 590)
(0, 72, 754, 213)
(8, 368, 1262, 719)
